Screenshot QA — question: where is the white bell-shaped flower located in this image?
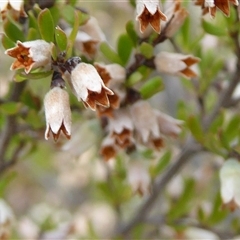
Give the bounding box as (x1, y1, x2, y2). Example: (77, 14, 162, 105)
(69, 62, 113, 111)
(220, 159, 240, 210)
(44, 86, 71, 141)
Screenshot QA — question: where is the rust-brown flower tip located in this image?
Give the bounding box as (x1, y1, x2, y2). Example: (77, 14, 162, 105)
(5, 40, 53, 74)
(136, 0, 167, 34)
(195, 0, 238, 17)
(67, 62, 114, 111)
(154, 51, 200, 79)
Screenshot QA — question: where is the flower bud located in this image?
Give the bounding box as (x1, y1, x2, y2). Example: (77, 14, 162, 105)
(44, 85, 71, 141)
(5, 40, 53, 74)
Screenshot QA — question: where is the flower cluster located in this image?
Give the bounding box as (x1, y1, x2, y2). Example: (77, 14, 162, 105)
(5, 39, 114, 141)
(100, 97, 183, 161)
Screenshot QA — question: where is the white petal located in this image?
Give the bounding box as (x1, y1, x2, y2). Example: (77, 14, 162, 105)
(220, 159, 240, 204)
(44, 87, 71, 135)
(71, 63, 103, 101)
(9, 0, 23, 11)
(136, 0, 159, 16)
(130, 100, 160, 142)
(154, 51, 187, 74)
(0, 1, 8, 11)
(185, 227, 220, 240)
(108, 109, 133, 134)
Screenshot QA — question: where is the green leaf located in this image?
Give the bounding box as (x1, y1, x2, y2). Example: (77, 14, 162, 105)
(179, 17, 190, 49)
(38, 9, 55, 42)
(25, 110, 43, 128)
(61, 5, 89, 26)
(202, 19, 226, 36)
(20, 90, 41, 111)
(126, 20, 138, 46)
(14, 71, 52, 82)
(127, 71, 143, 86)
(0, 102, 21, 115)
(55, 26, 68, 52)
(1, 33, 15, 49)
(117, 34, 133, 65)
(49, 5, 60, 26)
(208, 110, 225, 133)
(129, 0, 136, 7)
(27, 28, 39, 41)
(168, 178, 195, 221)
(28, 10, 39, 31)
(140, 76, 164, 99)
(222, 115, 240, 145)
(0, 172, 16, 196)
(206, 192, 228, 225)
(66, 10, 81, 58)
(187, 115, 204, 142)
(61, 5, 76, 25)
(100, 42, 123, 65)
(67, 0, 78, 5)
(3, 19, 25, 42)
(150, 150, 171, 177)
(139, 42, 154, 59)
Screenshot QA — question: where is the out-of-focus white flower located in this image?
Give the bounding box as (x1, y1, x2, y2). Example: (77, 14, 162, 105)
(163, 1, 188, 38)
(130, 100, 163, 149)
(204, 0, 215, 7)
(220, 159, 240, 211)
(5, 40, 53, 74)
(108, 108, 135, 148)
(94, 62, 126, 86)
(167, 174, 184, 198)
(154, 51, 200, 79)
(94, 63, 126, 117)
(195, 0, 238, 17)
(39, 223, 74, 240)
(154, 110, 184, 138)
(100, 134, 119, 161)
(0, 199, 14, 240)
(44, 86, 71, 141)
(127, 160, 151, 196)
(70, 16, 106, 59)
(17, 217, 39, 240)
(184, 227, 220, 240)
(69, 62, 114, 111)
(136, 0, 167, 34)
(0, 0, 27, 20)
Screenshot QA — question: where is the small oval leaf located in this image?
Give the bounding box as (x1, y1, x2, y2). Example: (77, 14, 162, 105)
(140, 76, 164, 99)
(38, 9, 55, 42)
(100, 42, 123, 65)
(55, 26, 68, 51)
(202, 19, 226, 36)
(3, 19, 25, 42)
